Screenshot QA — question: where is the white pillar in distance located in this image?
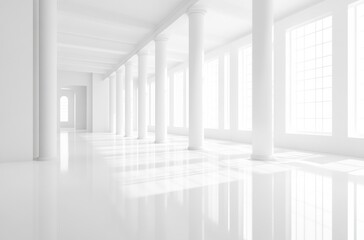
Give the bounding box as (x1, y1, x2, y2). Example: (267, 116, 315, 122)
(138, 50, 149, 139)
(125, 62, 133, 137)
(109, 74, 116, 133)
(251, 0, 274, 160)
(154, 36, 168, 143)
(116, 68, 125, 136)
(38, 0, 58, 160)
(188, 6, 206, 150)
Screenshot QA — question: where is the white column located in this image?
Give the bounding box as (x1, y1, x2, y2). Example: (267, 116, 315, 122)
(138, 50, 149, 139)
(125, 62, 133, 137)
(109, 74, 116, 133)
(188, 6, 206, 150)
(116, 68, 124, 136)
(251, 0, 274, 160)
(38, 0, 57, 160)
(154, 36, 168, 143)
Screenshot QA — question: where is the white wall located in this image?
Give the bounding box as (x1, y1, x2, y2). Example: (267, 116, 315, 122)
(72, 86, 87, 130)
(58, 71, 93, 132)
(92, 74, 109, 132)
(0, 0, 33, 162)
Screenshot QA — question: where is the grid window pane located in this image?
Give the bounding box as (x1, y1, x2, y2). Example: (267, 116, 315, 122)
(238, 45, 252, 131)
(349, 1, 364, 137)
(224, 53, 231, 130)
(204, 59, 219, 129)
(286, 16, 333, 135)
(150, 82, 155, 126)
(174, 72, 184, 127)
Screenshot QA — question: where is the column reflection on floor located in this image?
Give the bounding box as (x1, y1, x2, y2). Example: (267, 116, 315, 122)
(53, 132, 364, 240)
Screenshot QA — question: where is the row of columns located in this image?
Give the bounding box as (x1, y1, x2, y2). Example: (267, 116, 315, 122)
(107, 1, 274, 160)
(37, 0, 274, 160)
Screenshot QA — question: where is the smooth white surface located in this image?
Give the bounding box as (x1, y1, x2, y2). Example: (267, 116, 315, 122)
(155, 37, 168, 143)
(39, 0, 58, 160)
(0, 0, 33, 162)
(34, 0, 40, 159)
(251, 0, 274, 160)
(72, 86, 88, 130)
(125, 62, 134, 137)
(109, 75, 116, 133)
(138, 52, 148, 139)
(92, 73, 109, 132)
(1, 131, 363, 240)
(116, 69, 125, 136)
(188, 7, 205, 150)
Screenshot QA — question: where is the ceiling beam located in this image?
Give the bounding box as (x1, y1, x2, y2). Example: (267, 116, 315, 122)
(58, 23, 146, 45)
(58, 33, 135, 53)
(58, 58, 115, 69)
(58, 31, 135, 45)
(58, 65, 107, 74)
(58, 49, 122, 61)
(58, 1, 155, 30)
(58, 43, 127, 55)
(58, 56, 117, 65)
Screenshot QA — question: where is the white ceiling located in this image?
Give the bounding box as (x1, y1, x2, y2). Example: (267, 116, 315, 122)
(57, 0, 323, 77)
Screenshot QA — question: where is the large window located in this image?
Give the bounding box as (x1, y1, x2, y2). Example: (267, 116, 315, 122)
(174, 72, 184, 127)
(224, 53, 231, 130)
(286, 16, 333, 135)
(238, 45, 252, 131)
(60, 96, 69, 122)
(204, 59, 219, 129)
(349, 1, 364, 137)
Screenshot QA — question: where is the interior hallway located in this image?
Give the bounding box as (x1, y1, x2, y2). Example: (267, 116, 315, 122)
(1, 131, 362, 240)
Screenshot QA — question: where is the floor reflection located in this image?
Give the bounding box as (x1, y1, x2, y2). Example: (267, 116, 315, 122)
(0, 131, 364, 240)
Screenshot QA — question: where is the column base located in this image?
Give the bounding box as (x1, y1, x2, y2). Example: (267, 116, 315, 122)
(250, 154, 275, 161)
(188, 145, 203, 151)
(138, 136, 146, 140)
(36, 156, 58, 161)
(154, 139, 166, 144)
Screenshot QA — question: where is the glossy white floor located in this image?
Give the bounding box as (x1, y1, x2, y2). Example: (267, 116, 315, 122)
(1, 131, 364, 240)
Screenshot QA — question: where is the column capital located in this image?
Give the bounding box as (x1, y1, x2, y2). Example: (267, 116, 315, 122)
(155, 34, 169, 42)
(125, 60, 134, 67)
(187, 4, 207, 15)
(138, 49, 149, 57)
(116, 67, 124, 74)
(109, 72, 116, 80)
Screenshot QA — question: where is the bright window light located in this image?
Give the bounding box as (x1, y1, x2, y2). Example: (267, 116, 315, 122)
(60, 96, 69, 122)
(291, 170, 332, 240)
(166, 76, 170, 127)
(185, 69, 189, 127)
(238, 45, 252, 131)
(204, 59, 219, 129)
(224, 53, 231, 130)
(174, 71, 184, 127)
(185, 68, 190, 128)
(349, 1, 364, 138)
(150, 81, 155, 126)
(286, 16, 333, 135)
(146, 85, 150, 126)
